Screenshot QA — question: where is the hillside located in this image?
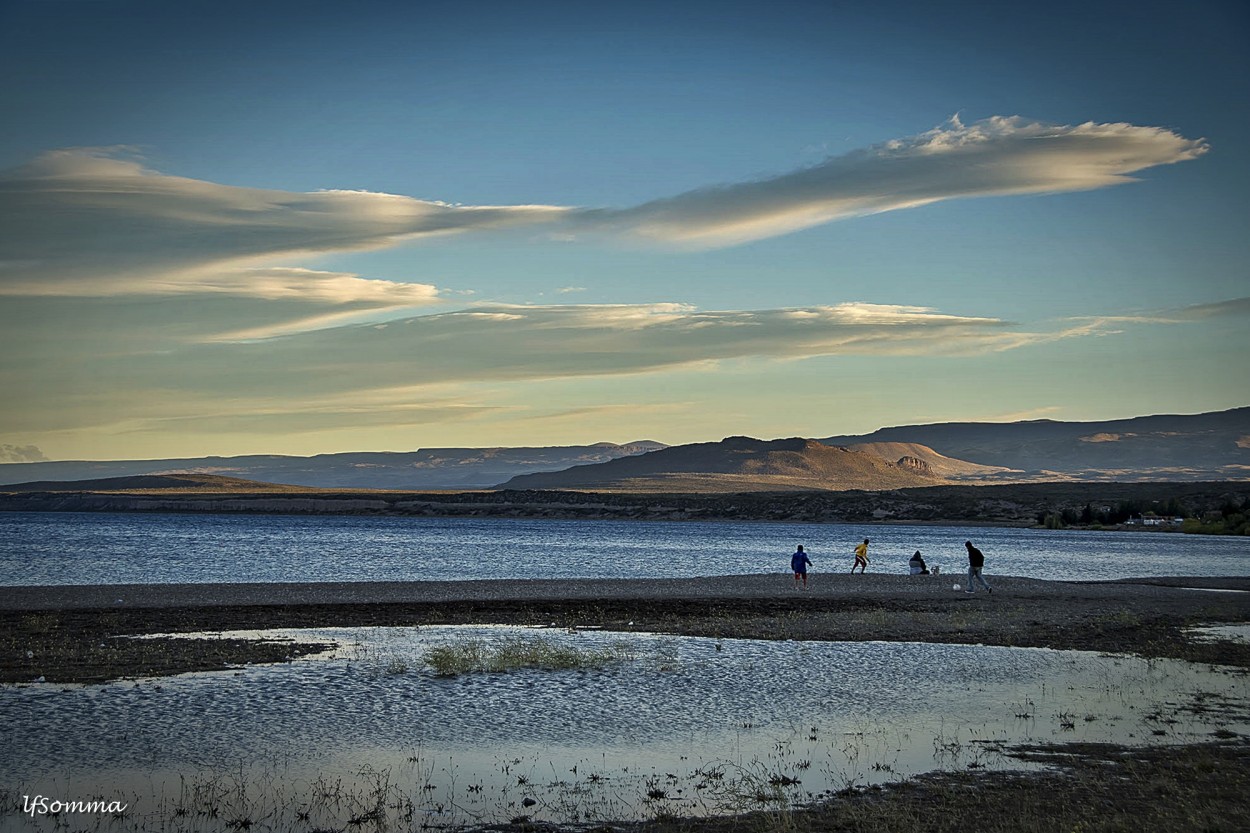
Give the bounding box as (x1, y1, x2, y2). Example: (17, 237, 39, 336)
(0, 474, 318, 493)
(4, 408, 1246, 491)
(496, 436, 953, 492)
(845, 442, 1018, 480)
(0, 441, 667, 490)
(822, 407, 1250, 481)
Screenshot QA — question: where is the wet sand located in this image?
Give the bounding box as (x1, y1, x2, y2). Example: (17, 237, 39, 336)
(4, 573, 1250, 683)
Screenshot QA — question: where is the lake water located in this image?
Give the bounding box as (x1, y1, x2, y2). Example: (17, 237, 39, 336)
(3, 626, 1248, 831)
(0, 511, 1247, 586)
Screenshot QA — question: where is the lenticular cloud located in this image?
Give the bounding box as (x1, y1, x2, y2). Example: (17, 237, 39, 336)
(583, 116, 1208, 246)
(0, 149, 569, 294)
(0, 116, 1208, 297)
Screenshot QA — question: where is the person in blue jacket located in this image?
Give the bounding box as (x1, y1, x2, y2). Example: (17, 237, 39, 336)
(791, 545, 813, 589)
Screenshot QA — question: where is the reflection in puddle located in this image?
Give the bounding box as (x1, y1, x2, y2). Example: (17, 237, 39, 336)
(1179, 587, 1250, 593)
(1188, 623, 1250, 643)
(3, 626, 1248, 831)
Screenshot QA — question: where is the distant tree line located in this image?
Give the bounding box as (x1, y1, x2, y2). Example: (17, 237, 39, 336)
(1037, 495, 1250, 535)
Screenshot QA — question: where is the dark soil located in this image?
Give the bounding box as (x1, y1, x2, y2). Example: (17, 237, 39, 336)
(508, 741, 1250, 833)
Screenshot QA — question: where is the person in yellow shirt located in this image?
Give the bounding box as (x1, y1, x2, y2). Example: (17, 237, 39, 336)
(852, 538, 870, 574)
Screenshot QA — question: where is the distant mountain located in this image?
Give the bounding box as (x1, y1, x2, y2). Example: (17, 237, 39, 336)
(822, 407, 1250, 481)
(496, 436, 953, 492)
(0, 442, 668, 490)
(1, 474, 311, 493)
(5, 407, 1243, 493)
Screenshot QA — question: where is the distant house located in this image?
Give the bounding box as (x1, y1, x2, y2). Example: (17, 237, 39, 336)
(1136, 513, 1183, 527)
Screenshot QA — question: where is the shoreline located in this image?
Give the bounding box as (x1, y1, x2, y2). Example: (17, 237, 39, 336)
(4, 573, 1250, 684)
(3, 479, 1248, 528)
(5, 574, 1250, 832)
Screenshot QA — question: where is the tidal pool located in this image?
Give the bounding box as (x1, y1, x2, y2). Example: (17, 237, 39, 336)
(3, 627, 1248, 831)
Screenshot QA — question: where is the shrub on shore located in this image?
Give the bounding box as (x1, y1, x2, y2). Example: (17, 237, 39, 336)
(423, 635, 635, 676)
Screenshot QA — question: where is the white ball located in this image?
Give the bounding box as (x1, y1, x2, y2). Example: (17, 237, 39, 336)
(952, 583, 961, 591)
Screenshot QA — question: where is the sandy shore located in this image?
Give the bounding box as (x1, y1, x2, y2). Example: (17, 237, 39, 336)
(4, 572, 1250, 683)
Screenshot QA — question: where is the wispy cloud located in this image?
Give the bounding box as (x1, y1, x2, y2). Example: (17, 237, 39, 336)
(0, 148, 567, 296)
(5, 290, 1238, 441)
(0, 443, 48, 463)
(988, 406, 1065, 422)
(218, 301, 1074, 395)
(0, 116, 1207, 301)
(0, 117, 1219, 448)
(1161, 297, 1250, 321)
(296, 301, 1099, 381)
(1068, 296, 1250, 329)
(577, 116, 1208, 246)
(0, 299, 1109, 434)
(182, 268, 443, 340)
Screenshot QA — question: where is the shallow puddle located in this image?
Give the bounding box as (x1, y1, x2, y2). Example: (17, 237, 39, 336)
(1188, 623, 1250, 643)
(1179, 587, 1250, 593)
(3, 627, 1248, 831)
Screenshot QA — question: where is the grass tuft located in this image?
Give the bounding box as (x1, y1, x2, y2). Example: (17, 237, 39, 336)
(423, 636, 635, 676)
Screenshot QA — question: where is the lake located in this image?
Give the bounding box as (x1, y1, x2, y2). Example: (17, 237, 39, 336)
(1, 511, 1247, 586)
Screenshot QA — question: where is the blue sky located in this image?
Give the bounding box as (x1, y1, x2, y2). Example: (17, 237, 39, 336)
(1, 0, 1246, 461)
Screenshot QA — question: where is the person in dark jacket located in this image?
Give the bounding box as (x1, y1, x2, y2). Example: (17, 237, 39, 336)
(964, 540, 993, 593)
(791, 545, 813, 589)
(909, 550, 929, 575)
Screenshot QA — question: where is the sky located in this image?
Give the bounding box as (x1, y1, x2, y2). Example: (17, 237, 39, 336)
(1, 0, 1247, 462)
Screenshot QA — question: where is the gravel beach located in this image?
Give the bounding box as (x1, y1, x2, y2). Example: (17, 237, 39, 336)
(4, 572, 1250, 683)
(4, 571, 1249, 611)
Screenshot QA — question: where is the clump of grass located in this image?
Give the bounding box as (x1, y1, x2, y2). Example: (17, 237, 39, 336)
(1094, 610, 1144, 628)
(21, 612, 60, 634)
(423, 636, 634, 676)
(853, 609, 893, 628)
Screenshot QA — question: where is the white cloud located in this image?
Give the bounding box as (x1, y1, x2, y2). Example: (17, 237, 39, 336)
(70, 301, 1106, 399)
(0, 148, 568, 295)
(172, 268, 444, 340)
(138, 267, 441, 305)
(578, 116, 1208, 246)
(1, 299, 1066, 435)
(5, 293, 1234, 440)
(0, 116, 1207, 301)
